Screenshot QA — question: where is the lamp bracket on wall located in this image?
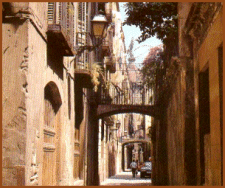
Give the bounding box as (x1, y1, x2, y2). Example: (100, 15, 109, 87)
(75, 32, 106, 56)
(75, 32, 93, 55)
(75, 13, 108, 56)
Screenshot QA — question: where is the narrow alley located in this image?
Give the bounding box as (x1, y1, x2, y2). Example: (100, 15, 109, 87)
(2, 2, 223, 186)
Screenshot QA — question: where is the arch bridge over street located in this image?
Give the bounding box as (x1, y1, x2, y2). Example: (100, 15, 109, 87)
(95, 81, 160, 118)
(121, 138, 150, 146)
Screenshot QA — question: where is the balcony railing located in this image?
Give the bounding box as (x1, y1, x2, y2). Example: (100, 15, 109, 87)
(47, 2, 74, 56)
(74, 32, 92, 78)
(99, 82, 156, 105)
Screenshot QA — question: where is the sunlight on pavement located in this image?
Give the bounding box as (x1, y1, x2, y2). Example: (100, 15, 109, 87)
(101, 171, 152, 186)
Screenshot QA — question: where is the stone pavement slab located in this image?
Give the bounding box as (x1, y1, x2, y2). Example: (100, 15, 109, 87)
(101, 171, 152, 186)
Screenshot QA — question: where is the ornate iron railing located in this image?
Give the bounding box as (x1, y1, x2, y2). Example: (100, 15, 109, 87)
(99, 81, 156, 105)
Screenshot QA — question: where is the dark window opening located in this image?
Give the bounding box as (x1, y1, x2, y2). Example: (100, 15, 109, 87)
(218, 44, 223, 185)
(199, 67, 210, 185)
(101, 119, 104, 141)
(47, 47, 63, 80)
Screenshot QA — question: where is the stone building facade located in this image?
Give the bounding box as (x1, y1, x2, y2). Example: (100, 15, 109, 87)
(152, 2, 223, 186)
(98, 2, 128, 183)
(181, 3, 223, 185)
(2, 2, 119, 186)
(2, 2, 75, 185)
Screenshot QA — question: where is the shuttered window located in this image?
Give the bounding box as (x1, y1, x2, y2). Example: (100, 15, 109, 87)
(77, 2, 89, 69)
(47, 2, 74, 48)
(47, 2, 54, 24)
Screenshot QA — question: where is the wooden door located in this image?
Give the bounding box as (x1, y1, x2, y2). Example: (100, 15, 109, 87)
(42, 99, 61, 185)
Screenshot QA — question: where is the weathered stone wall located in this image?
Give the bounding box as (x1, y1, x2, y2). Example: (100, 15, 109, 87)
(179, 2, 223, 185)
(166, 69, 186, 185)
(2, 20, 29, 186)
(152, 117, 168, 185)
(196, 7, 223, 185)
(178, 3, 198, 185)
(59, 59, 75, 185)
(26, 18, 46, 186)
(27, 3, 76, 185)
(153, 58, 197, 186)
(178, 2, 193, 57)
(3, 2, 76, 186)
(154, 2, 224, 186)
(2, 3, 49, 185)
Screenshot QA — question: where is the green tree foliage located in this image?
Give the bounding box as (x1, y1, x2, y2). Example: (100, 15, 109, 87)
(123, 2, 178, 45)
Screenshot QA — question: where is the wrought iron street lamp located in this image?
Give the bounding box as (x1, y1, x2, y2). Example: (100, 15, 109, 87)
(76, 12, 108, 55)
(91, 13, 108, 38)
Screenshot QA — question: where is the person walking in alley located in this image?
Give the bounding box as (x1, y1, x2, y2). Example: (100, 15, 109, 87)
(130, 160, 138, 178)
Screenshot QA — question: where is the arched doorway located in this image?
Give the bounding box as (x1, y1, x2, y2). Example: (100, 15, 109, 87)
(42, 82, 62, 185)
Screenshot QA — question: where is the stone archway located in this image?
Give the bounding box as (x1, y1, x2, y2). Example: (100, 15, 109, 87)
(42, 82, 62, 186)
(97, 104, 159, 119)
(121, 140, 150, 172)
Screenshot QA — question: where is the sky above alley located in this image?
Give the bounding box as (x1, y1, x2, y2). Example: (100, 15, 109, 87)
(119, 2, 162, 67)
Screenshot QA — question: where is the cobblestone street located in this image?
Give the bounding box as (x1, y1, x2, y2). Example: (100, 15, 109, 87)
(101, 171, 152, 186)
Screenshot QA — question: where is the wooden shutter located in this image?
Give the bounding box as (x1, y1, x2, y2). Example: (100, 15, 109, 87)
(47, 2, 54, 24)
(77, 3, 89, 68)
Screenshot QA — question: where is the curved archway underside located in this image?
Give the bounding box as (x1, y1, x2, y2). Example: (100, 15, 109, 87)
(97, 104, 159, 118)
(122, 139, 150, 146)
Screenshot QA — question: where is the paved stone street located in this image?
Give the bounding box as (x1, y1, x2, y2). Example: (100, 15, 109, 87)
(101, 171, 152, 186)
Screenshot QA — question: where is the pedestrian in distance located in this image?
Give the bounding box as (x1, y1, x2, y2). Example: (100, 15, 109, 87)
(136, 160, 139, 175)
(130, 160, 138, 178)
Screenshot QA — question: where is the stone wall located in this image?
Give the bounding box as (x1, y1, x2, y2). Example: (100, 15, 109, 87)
(196, 8, 223, 185)
(2, 20, 29, 185)
(2, 2, 76, 186)
(152, 2, 223, 186)
(180, 2, 223, 185)
(166, 68, 186, 185)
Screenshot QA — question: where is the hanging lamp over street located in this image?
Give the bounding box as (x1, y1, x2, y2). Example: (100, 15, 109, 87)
(91, 13, 108, 38)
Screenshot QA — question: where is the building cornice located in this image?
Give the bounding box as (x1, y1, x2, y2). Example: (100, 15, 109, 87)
(183, 2, 222, 46)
